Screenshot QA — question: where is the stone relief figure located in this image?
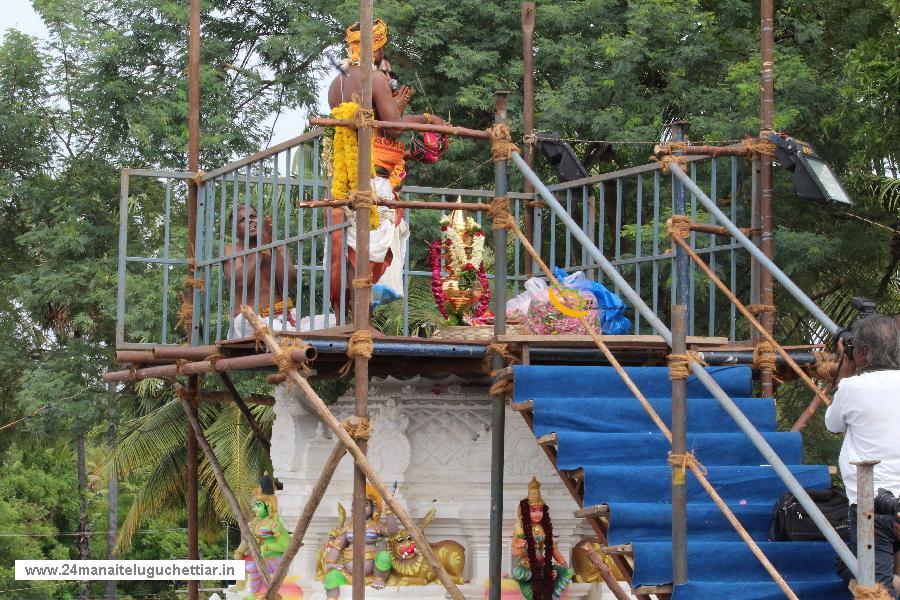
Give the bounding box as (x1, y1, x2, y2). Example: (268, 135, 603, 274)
(385, 507, 466, 585)
(510, 477, 574, 600)
(322, 483, 398, 597)
(233, 474, 291, 599)
(316, 503, 347, 581)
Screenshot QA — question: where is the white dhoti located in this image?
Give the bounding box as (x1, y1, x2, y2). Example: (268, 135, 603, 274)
(342, 176, 409, 305)
(227, 310, 336, 340)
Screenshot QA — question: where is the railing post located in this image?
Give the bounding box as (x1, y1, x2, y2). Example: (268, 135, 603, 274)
(489, 90, 510, 600)
(853, 460, 879, 589)
(669, 121, 689, 585)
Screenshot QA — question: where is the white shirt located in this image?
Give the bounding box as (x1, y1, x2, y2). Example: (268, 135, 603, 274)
(825, 368, 900, 505)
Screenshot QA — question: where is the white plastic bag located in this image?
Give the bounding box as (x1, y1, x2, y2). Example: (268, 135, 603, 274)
(506, 276, 549, 318)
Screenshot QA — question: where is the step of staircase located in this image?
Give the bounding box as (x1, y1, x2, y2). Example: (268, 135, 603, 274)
(513, 364, 847, 600)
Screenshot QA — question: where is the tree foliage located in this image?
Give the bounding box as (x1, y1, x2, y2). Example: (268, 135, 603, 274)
(0, 1, 897, 592)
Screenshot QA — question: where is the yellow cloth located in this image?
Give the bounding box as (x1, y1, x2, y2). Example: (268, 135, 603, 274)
(346, 19, 388, 62)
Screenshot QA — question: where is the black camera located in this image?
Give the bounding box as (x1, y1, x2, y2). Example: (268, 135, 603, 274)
(836, 297, 878, 360)
(874, 488, 900, 518)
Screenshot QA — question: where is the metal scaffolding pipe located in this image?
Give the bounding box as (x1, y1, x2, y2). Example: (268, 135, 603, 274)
(668, 165, 839, 335)
(510, 151, 859, 577)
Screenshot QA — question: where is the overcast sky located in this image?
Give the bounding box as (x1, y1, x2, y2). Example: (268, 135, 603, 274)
(0, 1, 328, 149)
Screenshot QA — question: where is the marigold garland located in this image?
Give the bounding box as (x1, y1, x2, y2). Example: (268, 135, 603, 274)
(330, 101, 379, 229)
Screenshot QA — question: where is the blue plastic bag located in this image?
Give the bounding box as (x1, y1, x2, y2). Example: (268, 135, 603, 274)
(552, 267, 632, 335)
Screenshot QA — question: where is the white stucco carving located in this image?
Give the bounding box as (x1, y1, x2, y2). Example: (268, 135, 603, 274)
(228, 376, 616, 599)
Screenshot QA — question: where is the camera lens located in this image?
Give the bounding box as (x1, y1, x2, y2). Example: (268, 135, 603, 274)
(873, 488, 900, 516)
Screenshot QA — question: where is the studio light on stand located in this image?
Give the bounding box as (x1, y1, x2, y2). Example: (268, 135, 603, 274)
(535, 131, 588, 183)
(768, 132, 852, 205)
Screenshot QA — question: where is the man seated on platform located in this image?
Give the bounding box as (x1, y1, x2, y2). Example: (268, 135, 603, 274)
(327, 18, 447, 317)
(224, 205, 333, 339)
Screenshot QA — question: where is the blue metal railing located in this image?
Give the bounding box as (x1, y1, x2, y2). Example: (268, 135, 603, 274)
(116, 131, 754, 348)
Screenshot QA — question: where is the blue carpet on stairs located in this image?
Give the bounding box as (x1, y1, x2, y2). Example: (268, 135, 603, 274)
(514, 365, 850, 599)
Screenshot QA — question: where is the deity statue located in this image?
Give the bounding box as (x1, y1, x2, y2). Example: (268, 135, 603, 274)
(234, 474, 291, 599)
(510, 477, 574, 600)
(316, 502, 347, 581)
(386, 508, 466, 585)
(323, 483, 398, 597)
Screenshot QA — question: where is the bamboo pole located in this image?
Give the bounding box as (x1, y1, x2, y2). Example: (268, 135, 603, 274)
(219, 373, 271, 453)
(505, 218, 801, 600)
(296, 198, 490, 212)
(264, 442, 347, 599)
(240, 305, 465, 600)
(175, 384, 271, 588)
(673, 236, 832, 410)
(578, 543, 632, 600)
(308, 117, 491, 140)
(351, 4, 374, 598)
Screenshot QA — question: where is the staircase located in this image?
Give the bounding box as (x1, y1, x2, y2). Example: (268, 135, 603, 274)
(513, 364, 850, 599)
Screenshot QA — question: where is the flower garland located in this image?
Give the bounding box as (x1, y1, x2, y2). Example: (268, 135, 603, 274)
(475, 263, 491, 317)
(429, 240, 449, 319)
(440, 215, 485, 273)
(329, 102, 379, 229)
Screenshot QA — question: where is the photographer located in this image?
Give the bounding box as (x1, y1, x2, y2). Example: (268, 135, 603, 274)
(826, 314, 900, 595)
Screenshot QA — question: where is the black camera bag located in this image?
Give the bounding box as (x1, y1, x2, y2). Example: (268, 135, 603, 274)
(769, 487, 851, 541)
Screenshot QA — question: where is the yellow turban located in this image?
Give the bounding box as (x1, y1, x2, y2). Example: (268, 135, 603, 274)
(346, 19, 388, 63)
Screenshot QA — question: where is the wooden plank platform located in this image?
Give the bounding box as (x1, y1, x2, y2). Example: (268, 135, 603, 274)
(574, 504, 609, 519)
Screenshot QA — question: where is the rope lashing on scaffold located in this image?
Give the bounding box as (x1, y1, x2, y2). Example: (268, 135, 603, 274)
(488, 123, 519, 162)
(747, 303, 776, 316)
(809, 351, 838, 382)
(254, 325, 272, 353)
(667, 351, 707, 381)
(272, 347, 311, 377)
(351, 105, 375, 130)
(175, 359, 189, 377)
(668, 450, 709, 477)
(742, 134, 776, 159)
(524, 199, 544, 209)
(853, 585, 893, 600)
(489, 378, 514, 398)
(752, 340, 778, 372)
(192, 170, 207, 185)
(483, 342, 517, 374)
(653, 153, 688, 174)
(488, 196, 515, 231)
(177, 300, 194, 332)
(339, 330, 375, 376)
(666, 215, 693, 240)
(349, 189, 375, 210)
(204, 350, 223, 371)
(342, 416, 372, 441)
(352, 277, 372, 289)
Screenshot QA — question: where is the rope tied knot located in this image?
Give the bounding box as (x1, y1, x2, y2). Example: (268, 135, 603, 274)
(185, 276, 205, 291)
(272, 349, 310, 377)
(352, 106, 375, 130)
(349, 190, 375, 210)
(175, 359, 189, 376)
(254, 325, 272, 352)
(741, 135, 776, 159)
(667, 351, 707, 381)
(653, 153, 688, 174)
(483, 343, 517, 374)
(204, 351, 223, 370)
(192, 170, 207, 185)
(342, 416, 372, 441)
(352, 277, 372, 289)
(668, 450, 708, 476)
(752, 341, 777, 371)
(177, 300, 194, 332)
(339, 330, 375, 376)
(809, 351, 837, 381)
(852, 584, 894, 600)
(488, 123, 519, 162)
(489, 378, 514, 398)
(489, 196, 514, 231)
(747, 303, 775, 316)
(667, 215, 693, 240)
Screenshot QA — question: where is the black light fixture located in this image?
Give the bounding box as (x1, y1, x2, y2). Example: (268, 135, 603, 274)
(767, 132, 852, 205)
(535, 131, 588, 183)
